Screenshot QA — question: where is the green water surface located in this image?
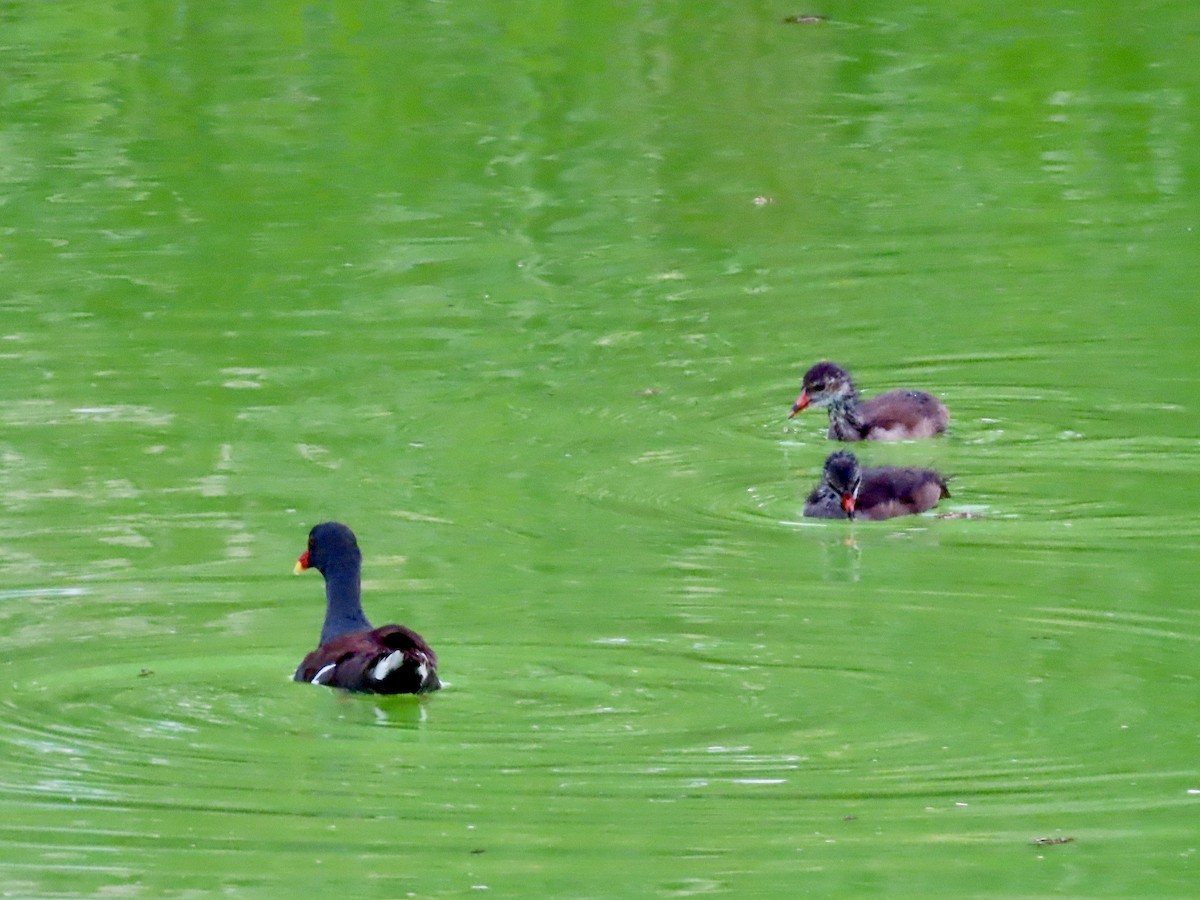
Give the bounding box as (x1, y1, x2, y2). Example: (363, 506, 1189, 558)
(1, 2, 1198, 896)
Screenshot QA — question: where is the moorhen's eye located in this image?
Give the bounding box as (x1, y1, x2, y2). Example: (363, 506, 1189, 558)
(809, 382, 825, 392)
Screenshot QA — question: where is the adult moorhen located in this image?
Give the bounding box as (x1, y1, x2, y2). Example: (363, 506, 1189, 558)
(789, 361, 949, 441)
(293, 521, 441, 694)
(803, 450, 950, 521)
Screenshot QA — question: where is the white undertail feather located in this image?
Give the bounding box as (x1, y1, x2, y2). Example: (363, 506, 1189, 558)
(371, 650, 405, 682)
(311, 663, 337, 685)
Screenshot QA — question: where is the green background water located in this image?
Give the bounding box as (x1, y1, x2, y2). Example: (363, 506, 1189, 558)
(2, 2, 1198, 896)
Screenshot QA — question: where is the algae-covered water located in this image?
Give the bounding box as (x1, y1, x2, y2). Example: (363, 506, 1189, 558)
(2, 2, 1198, 895)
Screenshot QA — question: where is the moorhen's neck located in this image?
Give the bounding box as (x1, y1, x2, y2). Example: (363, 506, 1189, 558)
(319, 557, 373, 645)
(826, 396, 865, 440)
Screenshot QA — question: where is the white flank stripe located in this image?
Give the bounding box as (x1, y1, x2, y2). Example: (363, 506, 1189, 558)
(311, 663, 337, 685)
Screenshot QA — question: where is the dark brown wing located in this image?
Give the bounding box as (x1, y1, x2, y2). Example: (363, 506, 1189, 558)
(295, 625, 440, 694)
(857, 467, 949, 520)
(859, 390, 949, 440)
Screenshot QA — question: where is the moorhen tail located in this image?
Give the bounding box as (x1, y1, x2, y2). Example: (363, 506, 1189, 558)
(293, 521, 440, 694)
(789, 361, 949, 441)
(804, 450, 950, 521)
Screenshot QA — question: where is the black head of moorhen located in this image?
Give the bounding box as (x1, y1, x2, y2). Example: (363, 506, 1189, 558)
(789, 361, 949, 441)
(803, 450, 950, 521)
(293, 521, 440, 694)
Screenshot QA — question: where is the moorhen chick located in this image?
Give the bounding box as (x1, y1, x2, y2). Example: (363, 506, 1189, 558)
(789, 361, 949, 441)
(293, 521, 441, 694)
(803, 450, 949, 521)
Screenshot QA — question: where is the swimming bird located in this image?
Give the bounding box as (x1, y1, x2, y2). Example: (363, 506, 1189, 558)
(293, 521, 440, 694)
(804, 450, 950, 521)
(789, 361, 949, 441)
